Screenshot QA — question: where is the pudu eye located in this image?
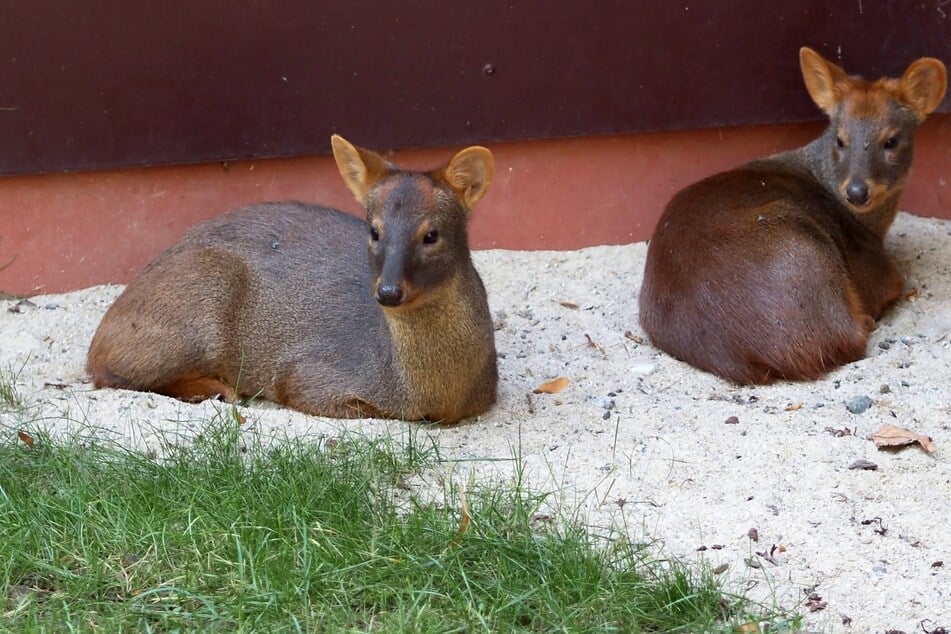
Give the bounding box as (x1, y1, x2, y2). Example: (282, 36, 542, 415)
(423, 230, 439, 244)
(883, 136, 898, 150)
(836, 135, 846, 149)
(369, 227, 380, 241)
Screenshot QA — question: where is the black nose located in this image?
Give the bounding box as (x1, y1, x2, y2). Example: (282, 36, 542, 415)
(846, 181, 869, 206)
(376, 284, 404, 307)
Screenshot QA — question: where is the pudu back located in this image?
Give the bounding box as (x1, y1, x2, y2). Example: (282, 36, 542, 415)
(87, 135, 498, 423)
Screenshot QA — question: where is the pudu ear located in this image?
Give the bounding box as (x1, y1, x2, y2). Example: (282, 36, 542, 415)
(441, 146, 494, 208)
(331, 134, 391, 206)
(799, 47, 851, 116)
(899, 57, 948, 121)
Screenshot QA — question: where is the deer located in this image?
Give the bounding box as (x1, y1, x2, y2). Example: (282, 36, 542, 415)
(87, 135, 499, 423)
(639, 47, 947, 384)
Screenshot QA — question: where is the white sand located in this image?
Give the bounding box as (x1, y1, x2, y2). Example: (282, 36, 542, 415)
(1, 211, 948, 632)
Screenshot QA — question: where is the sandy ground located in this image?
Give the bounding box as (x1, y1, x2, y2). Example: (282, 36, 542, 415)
(1, 211, 949, 633)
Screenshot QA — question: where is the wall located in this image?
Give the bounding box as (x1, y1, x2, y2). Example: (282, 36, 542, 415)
(2, 115, 949, 295)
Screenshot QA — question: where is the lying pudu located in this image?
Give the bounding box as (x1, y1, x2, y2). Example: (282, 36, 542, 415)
(87, 135, 499, 423)
(639, 48, 947, 384)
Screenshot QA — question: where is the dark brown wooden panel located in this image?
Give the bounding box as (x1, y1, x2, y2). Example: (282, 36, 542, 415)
(1, 1, 948, 175)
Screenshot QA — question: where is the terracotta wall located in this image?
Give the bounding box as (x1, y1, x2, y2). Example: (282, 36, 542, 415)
(2, 114, 949, 296)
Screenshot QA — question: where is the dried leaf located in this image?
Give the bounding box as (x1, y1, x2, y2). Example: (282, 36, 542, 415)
(784, 401, 803, 412)
(871, 424, 935, 454)
(623, 330, 644, 344)
(533, 376, 570, 394)
(453, 486, 472, 542)
(584, 334, 600, 349)
(755, 549, 780, 566)
(736, 622, 760, 633)
(230, 409, 247, 425)
(17, 430, 35, 448)
(558, 300, 579, 310)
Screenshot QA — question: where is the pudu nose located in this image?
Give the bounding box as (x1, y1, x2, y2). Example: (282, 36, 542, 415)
(376, 283, 404, 307)
(845, 181, 869, 206)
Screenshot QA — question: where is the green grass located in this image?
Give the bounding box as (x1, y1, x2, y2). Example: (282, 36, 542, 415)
(0, 411, 788, 632)
(0, 362, 25, 411)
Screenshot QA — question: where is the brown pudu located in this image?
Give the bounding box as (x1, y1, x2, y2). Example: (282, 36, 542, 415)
(87, 135, 499, 423)
(639, 48, 947, 384)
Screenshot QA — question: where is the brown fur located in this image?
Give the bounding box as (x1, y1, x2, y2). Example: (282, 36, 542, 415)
(87, 135, 498, 423)
(639, 48, 947, 384)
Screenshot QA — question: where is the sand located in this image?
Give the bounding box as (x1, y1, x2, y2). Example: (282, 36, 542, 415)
(1, 211, 948, 632)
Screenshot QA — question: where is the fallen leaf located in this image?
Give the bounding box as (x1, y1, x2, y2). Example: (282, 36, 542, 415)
(453, 486, 472, 543)
(736, 621, 760, 633)
(623, 330, 643, 344)
(17, 430, 35, 448)
(871, 424, 935, 454)
(755, 549, 780, 566)
(558, 300, 579, 309)
(584, 333, 601, 350)
(784, 401, 803, 412)
(533, 377, 570, 394)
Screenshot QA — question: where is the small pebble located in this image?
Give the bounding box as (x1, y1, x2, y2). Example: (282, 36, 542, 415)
(845, 395, 873, 414)
(848, 459, 878, 471)
(630, 362, 655, 375)
(879, 384, 891, 394)
(725, 415, 739, 425)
